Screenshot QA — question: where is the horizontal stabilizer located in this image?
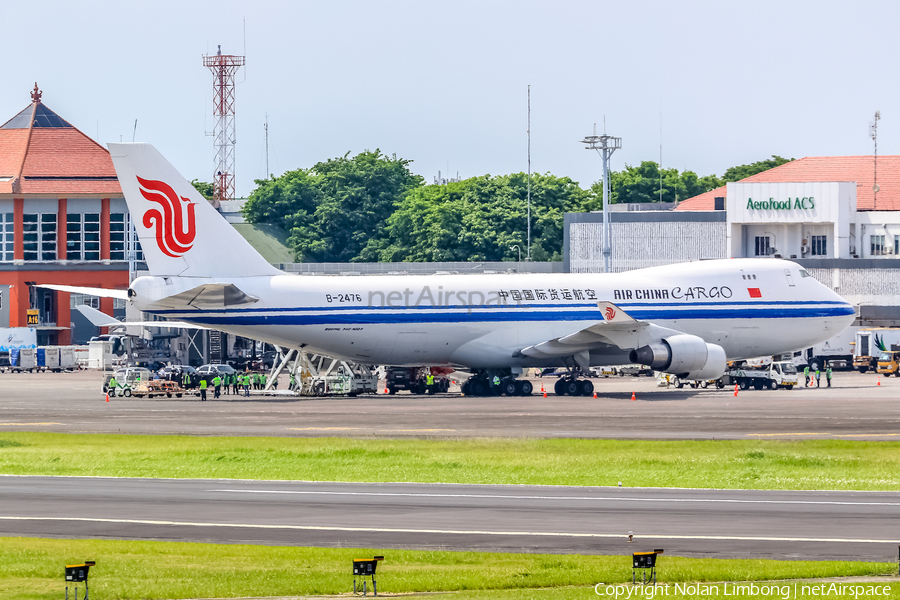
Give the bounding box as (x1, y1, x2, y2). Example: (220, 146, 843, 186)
(73, 304, 207, 330)
(36, 284, 129, 300)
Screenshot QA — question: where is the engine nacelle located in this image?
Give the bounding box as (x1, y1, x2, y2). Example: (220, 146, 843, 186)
(629, 334, 726, 379)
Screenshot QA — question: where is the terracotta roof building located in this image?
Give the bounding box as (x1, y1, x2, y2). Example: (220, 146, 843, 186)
(676, 156, 900, 212)
(0, 84, 136, 344)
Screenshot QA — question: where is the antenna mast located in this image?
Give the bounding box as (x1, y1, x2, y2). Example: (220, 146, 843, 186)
(203, 45, 245, 207)
(526, 85, 531, 261)
(581, 126, 622, 273)
(265, 112, 269, 178)
(870, 110, 881, 209)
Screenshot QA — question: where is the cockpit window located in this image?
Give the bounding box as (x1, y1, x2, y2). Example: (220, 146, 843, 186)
(799, 270, 811, 278)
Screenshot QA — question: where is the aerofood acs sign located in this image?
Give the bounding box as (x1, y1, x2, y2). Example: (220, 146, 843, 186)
(746, 196, 816, 211)
(726, 181, 853, 225)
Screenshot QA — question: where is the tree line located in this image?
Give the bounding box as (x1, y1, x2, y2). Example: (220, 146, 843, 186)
(193, 154, 792, 263)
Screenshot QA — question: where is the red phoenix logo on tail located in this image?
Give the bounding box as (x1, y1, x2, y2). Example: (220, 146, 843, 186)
(604, 306, 616, 321)
(137, 177, 197, 258)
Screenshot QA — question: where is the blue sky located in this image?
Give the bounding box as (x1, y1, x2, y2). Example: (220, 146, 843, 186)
(4, 0, 898, 197)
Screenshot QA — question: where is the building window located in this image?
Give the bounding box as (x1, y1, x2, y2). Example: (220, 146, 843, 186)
(754, 236, 771, 256)
(871, 235, 886, 256)
(1, 212, 13, 262)
(23, 213, 57, 261)
(66, 213, 101, 261)
(811, 235, 827, 256)
(126, 213, 144, 262)
(110, 213, 126, 261)
(895, 238, 899, 256)
(70, 293, 100, 310)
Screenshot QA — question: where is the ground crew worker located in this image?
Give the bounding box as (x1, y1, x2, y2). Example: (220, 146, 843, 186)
(426, 372, 435, 395)
(804, 365, 810, 387)
(243, 373, 251, 397)
(272, 374, 278, 390)
(232, 373, 239, 395)
(289, 373, 296, 391)
(261, 373, 267, 389)
(492, 374, 500, 394)
(212, 374, 222, 399)
(826, 366, 832, 388)
(815, 368, 821, 387)
(182, 371, 190, 390)
(108, 375, 119, 397)
(199, 377, 208, 401)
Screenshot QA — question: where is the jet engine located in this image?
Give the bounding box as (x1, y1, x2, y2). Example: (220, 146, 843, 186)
(629, 334, 726, 380)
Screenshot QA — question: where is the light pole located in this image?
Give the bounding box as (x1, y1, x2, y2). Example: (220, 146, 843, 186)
(581, 129, 622, 273)
(510, 244, 522, 263)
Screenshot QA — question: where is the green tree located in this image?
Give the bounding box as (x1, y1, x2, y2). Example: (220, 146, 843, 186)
(243, 150, 422, 262)
(360, 172, 590, 262)
(190, 179, 215, 201)
(597, 161, 720, 204)
(722, 156, 793, 182)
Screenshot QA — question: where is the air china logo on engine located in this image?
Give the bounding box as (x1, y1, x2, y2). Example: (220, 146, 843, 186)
(604, 306, 616, 321)
(137, 176, 197, 258)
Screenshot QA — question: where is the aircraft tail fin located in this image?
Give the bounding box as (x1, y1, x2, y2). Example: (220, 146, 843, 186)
(107, 143, 281, 279)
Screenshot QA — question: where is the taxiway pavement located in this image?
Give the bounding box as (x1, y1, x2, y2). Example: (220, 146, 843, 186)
(0, 370, 897, 440)
(1, 475, 897, 561)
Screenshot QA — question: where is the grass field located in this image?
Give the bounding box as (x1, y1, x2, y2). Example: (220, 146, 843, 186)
(0, 433, 899, 490)
(1, 537, 895, 600)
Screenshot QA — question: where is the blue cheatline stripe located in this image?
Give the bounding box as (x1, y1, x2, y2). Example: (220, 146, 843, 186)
(173, 305, 855, 327)
(144, 299, 850, 316)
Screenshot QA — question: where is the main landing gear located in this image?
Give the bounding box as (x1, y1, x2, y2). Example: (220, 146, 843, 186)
(553, 366, 594, 397)
(461, 370, 533, 397)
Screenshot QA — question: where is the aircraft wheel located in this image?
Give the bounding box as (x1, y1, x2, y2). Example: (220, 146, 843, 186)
(123, 389, 132, 397)
(519, 380, 533, 395)
(388, 386, 397, 395)
(768, 380, 779, 390)
(579, 380, 594, 397)
(313, 382, 325, 396)
(716, 379, 725, 389)
(471, 379, 487, 396)
(700, 381, 709, 389)
(673, 377, 684, 389)
(553, 379, 566, 396)
(739, 379, 750, 391)
(502, 380, 517, 396)
(564, 380, 580, 396)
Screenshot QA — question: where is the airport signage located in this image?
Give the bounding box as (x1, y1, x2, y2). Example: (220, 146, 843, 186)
(745, 197, 816, 211)
(26, 309, 39, 326)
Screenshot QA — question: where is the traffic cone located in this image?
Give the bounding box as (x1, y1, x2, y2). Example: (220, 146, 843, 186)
(630, 391, 636, 401)
(877, 376, 881, 386)
(105, 392, 109, 403)
(384, 387, 389, 394)
(734, 383, 739, 397)
(543, 388, 548, 398)
(593, 391, 597, 399)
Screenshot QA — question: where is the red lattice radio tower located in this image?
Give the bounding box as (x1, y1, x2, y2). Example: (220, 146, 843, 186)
(203, 45, 245, 205)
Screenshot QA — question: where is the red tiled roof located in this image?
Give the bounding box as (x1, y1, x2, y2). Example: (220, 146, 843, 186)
(0, 99, 122, 196)
(676, 156, 900, 212)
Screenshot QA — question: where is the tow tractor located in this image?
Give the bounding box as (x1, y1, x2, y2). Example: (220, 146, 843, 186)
(385, 367, 451, 395)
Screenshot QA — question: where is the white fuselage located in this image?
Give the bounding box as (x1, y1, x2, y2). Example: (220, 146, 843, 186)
(131, 258, 855, 369)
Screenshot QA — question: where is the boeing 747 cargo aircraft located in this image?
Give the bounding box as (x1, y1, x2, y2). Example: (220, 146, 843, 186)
(42, 143, 855, 396)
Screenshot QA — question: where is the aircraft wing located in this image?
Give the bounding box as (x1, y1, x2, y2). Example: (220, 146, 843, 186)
(35, 284, 129, 300)
(518, 302, 682, 369)
(73, 304, 207, 330)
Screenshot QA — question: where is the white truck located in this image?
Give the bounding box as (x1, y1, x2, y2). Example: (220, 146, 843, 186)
(797, 326, 858, 371)
(853, 328, 900, 373)
(718, 361, 799, 390)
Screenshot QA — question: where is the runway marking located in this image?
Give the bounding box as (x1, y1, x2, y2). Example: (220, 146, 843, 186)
(288, 427, 456, 432)
(0, 422, 62, 426)
(210, 489, 900, 507)
(0, 516, 895, 544)
(749, 433, 900, 438)
(748, 433, 832, 437)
